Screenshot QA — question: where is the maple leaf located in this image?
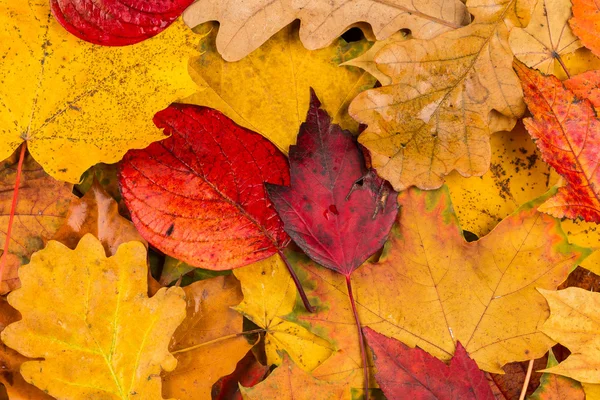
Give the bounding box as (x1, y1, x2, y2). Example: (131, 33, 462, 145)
(0, 0, 199, 183)
(182, 0, 470, 61)
(240, 353, 352, 400)
(162, 275, 254, 400)
(0, 151, 73, 294)
(515, 61, 600, 223)
(509, 0, 581, 75)
(539, 287, 600, 383)
(363, 327, 495, 399)
(185, 23, 377, 154)
(349, 0, 533, 190)
(1, 234, 186, 399)
(51, 0, 193, 45)
(570, 0, 600, 57)
(529, 350, 585, 400)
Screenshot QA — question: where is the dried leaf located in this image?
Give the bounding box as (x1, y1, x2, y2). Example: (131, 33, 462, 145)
(530, 350, 585, 400)
(119, 105, 290, 270)
(182, 0, 469, 61)
(570, 0, 600, 57)
(1, 235, 186, 399)
(0, 0, 199, 183)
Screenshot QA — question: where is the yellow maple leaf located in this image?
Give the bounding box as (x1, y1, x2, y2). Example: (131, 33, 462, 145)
(1, 234, 186, 399)
(0, 0, 199, 183)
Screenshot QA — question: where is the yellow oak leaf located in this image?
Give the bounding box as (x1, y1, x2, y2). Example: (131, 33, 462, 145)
(509, 0, 581, 75)
(182, 0, 469, 62)
(348, 0, 533, 190)
(240, 353, 351, 400)
(233, 254, 335, 371)
(184, 23, 376, 154)
(0, 150, 74, 294)
(163, 275, 253, 400)
(1, 234, 186, 399)
(539, 287, 600, 383)
(0, 0, 199, 183)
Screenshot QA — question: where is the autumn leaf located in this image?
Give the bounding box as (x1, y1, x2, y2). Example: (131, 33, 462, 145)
(570, 0, 600, 57)
(529, 350, 585, 400)
(51, 0, 193, 45)
(232, 254, 335, 371)
(1, 234, 186, 399)
(162, 275, 254, 400)
(364, 328, 494, 399)
(212, 351, 268, 400)
(0, 151, 73, 294)
(51, 180, 145, 255)
(182, 0, 469, 61)
(515, 61, 600, 223)
(184, 23, 376, 154)
(349, 0, 532, 191)
(509, 0, 581, 75)
(539, 287, 600, 383)
(240, 353, 351, 400)
(0, 0, 199, 183)
(564, 70, 600, 108)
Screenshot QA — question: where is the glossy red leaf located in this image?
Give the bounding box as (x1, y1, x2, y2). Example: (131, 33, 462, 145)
(119, 104, 290, 270)
(265, 90, 398, 277)
(514, 61, 600, 222)
(51, 0, 193, 46)
(364, 327, 495, 400)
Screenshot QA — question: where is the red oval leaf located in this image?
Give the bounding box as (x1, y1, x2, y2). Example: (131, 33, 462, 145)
(119, 104, 290, 270)
(51, 0, 193, 46)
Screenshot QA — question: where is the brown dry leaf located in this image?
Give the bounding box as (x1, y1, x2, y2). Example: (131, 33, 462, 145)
(0, 151, 73, 294)
(162, 275, 254, 400)
(51, 181, 145, 256)
(182, 0, 470, 61)
(509, 0, 581, 75)
(349, 0, 533, 190)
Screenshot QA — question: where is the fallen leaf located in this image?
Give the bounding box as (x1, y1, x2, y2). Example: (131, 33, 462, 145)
(119, 104, 290, 270)
(570, 0, 600, 57)
(1, 234, 186, 399)
(51, 180, 145, 255)
(515, 61, 600, 223)
(240, 353, 351, 400)
(583, 383, 600, 399)
(182, 0, 469, 61)
(212, 351, 269, 400)
(530, 349, 585, 400)
(51, 0, 193, 45)
(0, 0, 199, 183)
(564, 70, 600, 108)
(509, 0, 581, 75)
(162, 275, 254, 400)
(159, 257, 196, 286)
(0, 152, 73, 294)
(185, 23, 376, 154)
(539, 287, 600, 383)
(349, 0, 530, 190)
(233, 254, 335, 371)
(266, 90, 398, 277)
(364, 328, 494, 399)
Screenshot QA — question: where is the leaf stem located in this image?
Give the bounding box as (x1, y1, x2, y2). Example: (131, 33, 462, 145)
(278, 249, 315, 313)
(555, 54, 571, 79)
(171, 328, 265, 354)
(518, 359, 535, 400)
(0, 143, 27, 288)
(346, 275, 369, 400)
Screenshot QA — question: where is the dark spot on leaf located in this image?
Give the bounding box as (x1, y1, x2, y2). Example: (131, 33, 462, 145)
(463, 230, 479, 242)
(165, 224, 174, 236)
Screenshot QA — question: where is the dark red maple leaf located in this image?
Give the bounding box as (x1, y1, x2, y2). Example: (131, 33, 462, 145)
(212, 351, 269, 400)
(364, 327, 495, 400)
(51, 0, 192, 46)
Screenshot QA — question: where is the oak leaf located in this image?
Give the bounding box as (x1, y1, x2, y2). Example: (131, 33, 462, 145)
(539, 287, 600, 383)
(509, 0, 581, 75)
(349, 0, 532, 190)
(162, 275, 254, 400)
(185, 23, 376, 154)
(0, 0, 199, 183)
(119, 104, 290, 270)
(240, 353, 351, 400)
(364, 328, 494, 399)
(570, 0, 600, 57)
(530, 350, 585, 400)
(515, 61, 600, 222)
(51, 0, 193, 45)
(182, 0, 469, 61)
(1, 234, 186, 399)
